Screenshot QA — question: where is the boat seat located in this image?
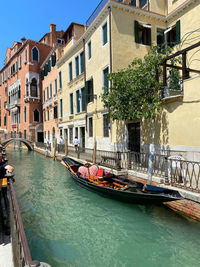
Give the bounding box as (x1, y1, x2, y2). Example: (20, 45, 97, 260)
(97, 168, 104, 177)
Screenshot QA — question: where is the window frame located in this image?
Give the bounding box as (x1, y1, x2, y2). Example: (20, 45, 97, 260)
(87, 40, 92, 60)
(88, 116, 93, 137)
(102, 22, 108, 46)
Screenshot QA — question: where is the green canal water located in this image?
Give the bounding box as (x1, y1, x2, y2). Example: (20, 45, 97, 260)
(7, 149, 200, 267)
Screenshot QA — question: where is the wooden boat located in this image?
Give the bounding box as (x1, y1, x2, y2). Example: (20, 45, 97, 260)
(61, 157, 183, 204)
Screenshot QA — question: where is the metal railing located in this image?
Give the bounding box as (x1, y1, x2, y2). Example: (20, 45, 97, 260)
(86, 0, 109, 26)
(34, 141, 200, 193)
(9, 180, 51, 266)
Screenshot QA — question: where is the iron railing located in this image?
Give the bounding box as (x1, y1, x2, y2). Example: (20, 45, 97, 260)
(9, 180, 51, 267)
(86, 0, 109, 26)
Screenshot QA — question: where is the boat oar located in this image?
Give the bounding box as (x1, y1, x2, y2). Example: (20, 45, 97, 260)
(61, 159, 76, 175)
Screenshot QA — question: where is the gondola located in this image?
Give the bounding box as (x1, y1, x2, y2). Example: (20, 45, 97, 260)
(61, 157, 183, 205)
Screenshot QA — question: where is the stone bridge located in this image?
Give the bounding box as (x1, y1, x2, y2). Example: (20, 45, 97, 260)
(2, 138, 33, 151)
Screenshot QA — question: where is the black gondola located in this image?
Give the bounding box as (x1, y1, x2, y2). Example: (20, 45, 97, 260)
(61, 157, 183, 205)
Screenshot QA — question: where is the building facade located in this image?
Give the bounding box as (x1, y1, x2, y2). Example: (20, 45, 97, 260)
(0, 24, 64, 142)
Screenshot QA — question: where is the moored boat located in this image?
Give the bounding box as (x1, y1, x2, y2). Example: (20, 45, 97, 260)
(61, 157, 183, 205)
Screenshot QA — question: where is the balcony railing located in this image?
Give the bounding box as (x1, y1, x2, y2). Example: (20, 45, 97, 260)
(43, 98, 53, 109)
(53, 94, 58, 103)
(86, 0, 109, 27)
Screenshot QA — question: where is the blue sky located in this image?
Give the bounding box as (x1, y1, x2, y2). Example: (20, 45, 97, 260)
(0, 0, 101, 69)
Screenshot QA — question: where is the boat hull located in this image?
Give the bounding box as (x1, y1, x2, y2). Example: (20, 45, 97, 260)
(62, 157, 183, 205)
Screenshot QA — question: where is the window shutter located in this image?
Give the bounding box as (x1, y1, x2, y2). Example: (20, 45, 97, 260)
(85, 81, 89, 103)
(134, 20, 139, 44)
(80, 52, 84, 73)
(90, 78, 94, 102)
(48, 60, 51, 72)
(103, 23, 107, 45)
(176, 20, 181, 44)
(146, 28, 151, 46)
(51, 54, 56, 67)
(76, 91, 80, 113)
(81, 87, 86, 111)
(44, 64, 48, 76)
(41, 70, 44, 80)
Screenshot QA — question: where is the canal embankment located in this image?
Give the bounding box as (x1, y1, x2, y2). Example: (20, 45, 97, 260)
(34, 145, 200, 223)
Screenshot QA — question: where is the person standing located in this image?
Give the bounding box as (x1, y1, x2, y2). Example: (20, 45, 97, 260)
(73, 136, 80, 152)
(59, 136, 65, 145)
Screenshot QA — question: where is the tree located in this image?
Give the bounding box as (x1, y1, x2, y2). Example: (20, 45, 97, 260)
(102, 46, 172, 121)
(102, 45, 172, 184)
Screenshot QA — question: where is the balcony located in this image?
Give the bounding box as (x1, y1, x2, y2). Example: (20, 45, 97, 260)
(43, 98, 53, 109)
(6, 99, 21, 110)
(53, 94, 58, 103)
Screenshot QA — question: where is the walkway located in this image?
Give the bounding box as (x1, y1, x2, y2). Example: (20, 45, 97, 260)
(0, 229, 13, 267)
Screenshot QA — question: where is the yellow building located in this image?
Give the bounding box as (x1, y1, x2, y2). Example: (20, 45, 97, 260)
(57, 0, 200, 160)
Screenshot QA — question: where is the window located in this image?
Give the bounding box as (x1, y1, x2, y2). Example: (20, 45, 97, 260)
(157, 28, 165, 47)
(51, 54, 56, 67)
(43, 90, 45, 102)
(47, 110, 49, 121)
(24, 107, 27, 122)
(60, 99, 63, 117)
(16, 61, 18, 72)
(81, 87, 86, 112)
(54, 79, 57, 94)
(4, 115, 7, 126)
(75, 56, 79, 77)
(134, 20, 151, 46)
(70, 93, 73, 114)
(85, 78, 94, 103)
(103, 67, 109, 92)
(69, 127, 73, 144)
(25, 48, 28, 63)
(75, 127, 78, 139)
(47, 87, 49, 99)
(48, 60, 51, 72)
(34, 109, 39, 122)
(88, 117, 93, 137)
(139, 0, 147, 8)
(76, 90, 80, 113)
(54, 106, 58, 119)
(44, 111, 46, 121)
(50, 84, 52, 98)
(69, 62, 73, 81)
(102, 23, 108, 46)
(165, 20, 181, 46)
(59, 71, 62, 89)
(103, 114, 110, 137)
(32, 47, 39, 61)
(88, 41, 91, 60)
(30, 78, 38, 97)
(80, 52, 84, 74)
(19, 55, 22, 68)
(129, 0, 136, 6)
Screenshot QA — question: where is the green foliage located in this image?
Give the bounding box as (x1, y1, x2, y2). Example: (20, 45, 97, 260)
(168, 68, 181, 91)
(102, 46, 172, 121)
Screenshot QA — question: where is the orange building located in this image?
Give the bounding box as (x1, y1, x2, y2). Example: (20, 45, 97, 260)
(0, 24, 64, 142)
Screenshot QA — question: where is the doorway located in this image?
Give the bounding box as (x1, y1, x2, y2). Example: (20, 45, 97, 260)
(80, 127, 85, 150)
(128, 122, 140, 152)
(37, 132, 44, 143)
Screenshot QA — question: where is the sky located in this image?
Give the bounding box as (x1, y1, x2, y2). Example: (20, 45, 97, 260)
(0, 0, 101, 69)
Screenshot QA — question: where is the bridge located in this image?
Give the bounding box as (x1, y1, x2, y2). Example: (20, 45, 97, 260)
(2, 138, 33, 151)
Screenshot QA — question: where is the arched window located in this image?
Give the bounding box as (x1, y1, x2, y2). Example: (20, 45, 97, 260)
(30, 78, 38, 97)
(34, 109, 39, 122)
(32, 47, 39, 62)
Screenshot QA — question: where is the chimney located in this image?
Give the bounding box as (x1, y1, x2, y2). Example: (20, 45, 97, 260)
(50, 23, 56, 33)
(21, 37, 26, 44)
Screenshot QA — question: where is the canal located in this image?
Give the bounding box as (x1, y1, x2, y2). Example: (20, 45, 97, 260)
(7, 149, 200, 267)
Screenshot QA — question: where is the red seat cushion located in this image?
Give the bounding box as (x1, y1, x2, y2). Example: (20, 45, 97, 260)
(97, 169, 104, 177)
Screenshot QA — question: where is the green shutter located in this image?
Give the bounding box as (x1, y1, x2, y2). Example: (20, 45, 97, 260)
(90, 79, 94, 102)
(41, 70, 44, 80)
(80, 52, 84, 73)
(81, 87, 86, 111)
(51, 54, 56, 67)
(176, 20, 181, 44)
(146, 28, 151, 46)
(103, 23, 107, 45)
(48, 60, 51, 72)
(85, 81, 89, 103)
(44, 64, 48, 76)
(134, 20, 139, 44)
(76, 91, 80, 113)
